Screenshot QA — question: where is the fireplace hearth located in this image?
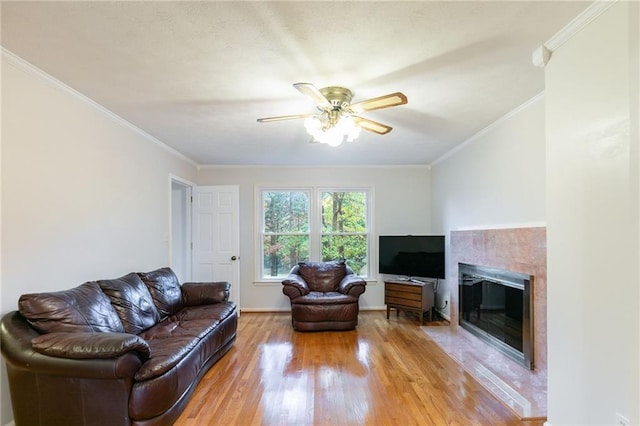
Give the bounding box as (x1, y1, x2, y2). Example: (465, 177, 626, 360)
(458, 262, 533, 369)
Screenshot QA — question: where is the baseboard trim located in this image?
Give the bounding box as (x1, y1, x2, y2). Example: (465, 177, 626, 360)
(361, 306, 386, 311)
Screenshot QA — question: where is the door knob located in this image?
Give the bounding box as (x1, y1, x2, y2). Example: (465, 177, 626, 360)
(231, 256, 238, 261)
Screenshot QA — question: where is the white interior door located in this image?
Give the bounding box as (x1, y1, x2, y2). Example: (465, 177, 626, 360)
(192, 185, 240, 307)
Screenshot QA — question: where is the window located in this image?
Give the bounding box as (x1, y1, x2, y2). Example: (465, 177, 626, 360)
(320, 191, 368, 275)
(261, 190, 310, 278)
(259, 188, 370, 280)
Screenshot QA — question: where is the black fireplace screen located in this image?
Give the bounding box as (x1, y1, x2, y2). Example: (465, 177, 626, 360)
(458, 263, 533, 369)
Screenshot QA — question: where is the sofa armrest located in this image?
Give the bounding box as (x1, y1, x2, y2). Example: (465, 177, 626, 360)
(338, 274, 367, 297)
(282, 274, 311, 299)
(2, 311, 141, 426)
(32, 332, 150, 360)
(181, 281, 231, 306)
(1, 311, 143, 380)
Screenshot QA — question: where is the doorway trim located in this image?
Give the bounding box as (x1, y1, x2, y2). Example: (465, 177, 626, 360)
(169, 174, 195, 283)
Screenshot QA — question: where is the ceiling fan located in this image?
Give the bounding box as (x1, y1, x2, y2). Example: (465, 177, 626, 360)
(257, 83, 408, 146)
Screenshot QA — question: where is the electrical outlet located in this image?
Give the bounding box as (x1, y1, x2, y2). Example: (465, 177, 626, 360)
(616, 412, 630, 426)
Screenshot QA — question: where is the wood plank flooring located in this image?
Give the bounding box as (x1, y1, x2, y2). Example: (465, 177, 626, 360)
(175, 311, 544, 426)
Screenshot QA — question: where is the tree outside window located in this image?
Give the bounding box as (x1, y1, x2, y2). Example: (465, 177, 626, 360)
(321, 191, 368, 275)
(262, 191, 310, 278)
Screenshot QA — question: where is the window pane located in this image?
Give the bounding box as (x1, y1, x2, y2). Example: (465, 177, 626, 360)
(263, 235, 309, 278)
(321, 191, 367, 233)
(321, 234, 368, 275)
(263, 191, 309, 233)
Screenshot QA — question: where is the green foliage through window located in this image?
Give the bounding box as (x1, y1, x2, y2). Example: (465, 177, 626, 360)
(320, 191, 368, 275)
(262, 191, 310, 277)
(260, 188, 369, 279)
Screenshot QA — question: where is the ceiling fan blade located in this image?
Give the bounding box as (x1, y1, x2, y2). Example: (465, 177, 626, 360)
(350, 92, 408, 113)
(293, 83, 332, 109)
(257, 113, 313, 123)
(353, 116, 393, 135)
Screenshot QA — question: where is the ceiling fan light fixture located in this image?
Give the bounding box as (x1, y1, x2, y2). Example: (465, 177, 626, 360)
(258, 83, 406, 145)
(304, 114, 361, 147)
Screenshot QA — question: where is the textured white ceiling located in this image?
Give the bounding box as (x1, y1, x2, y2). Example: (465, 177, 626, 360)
(1, 1, 590, 166)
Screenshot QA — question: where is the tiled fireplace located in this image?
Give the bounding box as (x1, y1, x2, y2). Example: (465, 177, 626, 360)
(423, 226, 547, 419)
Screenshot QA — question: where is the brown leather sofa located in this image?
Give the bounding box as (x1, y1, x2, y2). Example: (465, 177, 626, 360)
(282, 261, 366, 331)
(0, 267, 237, 426)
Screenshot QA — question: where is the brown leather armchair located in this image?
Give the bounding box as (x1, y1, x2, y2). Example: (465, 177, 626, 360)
(282, 261, 366, 331)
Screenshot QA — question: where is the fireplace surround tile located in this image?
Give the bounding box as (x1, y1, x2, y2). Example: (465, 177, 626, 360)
(426, 226, 547, 419)
(449, 227, 547, 374)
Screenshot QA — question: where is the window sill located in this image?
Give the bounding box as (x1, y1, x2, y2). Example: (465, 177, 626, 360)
(253, 280, 285, 286)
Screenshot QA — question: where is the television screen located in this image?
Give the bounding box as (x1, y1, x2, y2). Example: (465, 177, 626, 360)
(378, 235, 445, 279)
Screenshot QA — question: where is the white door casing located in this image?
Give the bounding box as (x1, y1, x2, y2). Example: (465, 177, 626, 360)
(192, 185, 240, 307)
(170, 178, 193, 283)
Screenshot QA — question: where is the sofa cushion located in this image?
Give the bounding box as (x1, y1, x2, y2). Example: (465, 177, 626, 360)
(18, 281, 124, 334)
(297, 260, 346, 292)
(291, 291, 357, 305)
(129, 308, 237, 421)
(98, 273, 161, 335)
(134, 302, 236, 381)
(137, 267, 184, 319)
(31, 331, 151, 360)
(135, 333, 199, 382)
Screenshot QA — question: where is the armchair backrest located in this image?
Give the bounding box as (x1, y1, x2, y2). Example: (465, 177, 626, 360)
(291, 261, 350, 292)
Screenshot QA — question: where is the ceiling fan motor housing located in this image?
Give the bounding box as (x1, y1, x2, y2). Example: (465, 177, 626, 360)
(319, 86, 353, 110)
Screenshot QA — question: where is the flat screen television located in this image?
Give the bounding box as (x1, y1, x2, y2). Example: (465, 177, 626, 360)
(378, 235, 445, 279)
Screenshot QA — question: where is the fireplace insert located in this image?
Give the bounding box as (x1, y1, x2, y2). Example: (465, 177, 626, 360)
(458, 263, 533, 369)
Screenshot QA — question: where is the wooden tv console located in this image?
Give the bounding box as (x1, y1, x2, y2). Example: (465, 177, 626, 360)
(384, 280, 435, 325)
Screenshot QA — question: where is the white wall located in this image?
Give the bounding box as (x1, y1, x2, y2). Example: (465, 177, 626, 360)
(430, 95, 547, 316)
(197, 166, 431, 311)
(0, 51, 197, 425)
(545, 2, 639, 424)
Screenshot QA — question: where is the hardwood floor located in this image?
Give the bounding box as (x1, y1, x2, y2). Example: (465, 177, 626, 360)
(175, 311, 544, 426)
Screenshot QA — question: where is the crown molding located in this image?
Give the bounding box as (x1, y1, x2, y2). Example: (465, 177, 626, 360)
(429, 92, 545, 167)
(532, 0, 618, 67)
(1, 47, 197, 167)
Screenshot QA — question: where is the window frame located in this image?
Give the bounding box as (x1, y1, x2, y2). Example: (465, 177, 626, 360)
(258, 187, 313, 280)
(256, 186, 372, 282)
